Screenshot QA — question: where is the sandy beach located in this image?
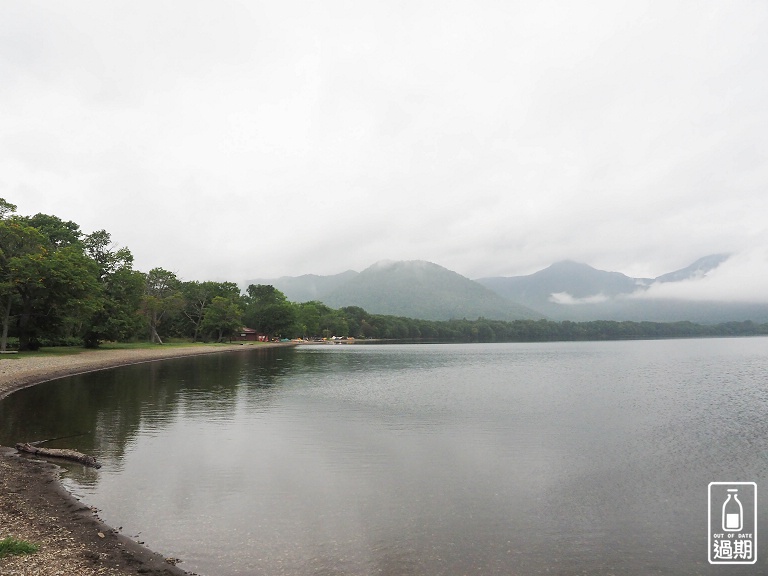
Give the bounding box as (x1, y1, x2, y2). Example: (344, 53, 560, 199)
(0, 343, 291, 576)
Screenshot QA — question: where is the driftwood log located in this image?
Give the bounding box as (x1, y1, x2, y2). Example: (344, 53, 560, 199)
(15, 442, 101, 469)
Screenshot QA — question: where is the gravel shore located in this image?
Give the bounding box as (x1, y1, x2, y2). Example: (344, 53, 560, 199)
(0, 343, 289, 576)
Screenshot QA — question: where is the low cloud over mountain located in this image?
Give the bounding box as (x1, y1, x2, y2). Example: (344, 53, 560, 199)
(634, 250, 768, 302)
(478, 253, 768, 323)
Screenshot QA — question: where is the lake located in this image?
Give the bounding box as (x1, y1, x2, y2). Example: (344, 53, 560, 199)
(2, 339, 767, 575)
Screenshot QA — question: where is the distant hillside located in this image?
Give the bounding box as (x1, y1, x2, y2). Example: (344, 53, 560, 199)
(478, 260, 647, 305)
(321, 260, 543, 321)
(245, 270, 358, 303)
(477, 255, 768, 323)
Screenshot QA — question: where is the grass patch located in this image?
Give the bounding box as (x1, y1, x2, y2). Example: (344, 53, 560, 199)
(32, 347, 84, 356)
(0, 537, 39, 558)
(0, 347, 83, 360)
(0, 340, 245, 359)
(98, 340, 217, 350)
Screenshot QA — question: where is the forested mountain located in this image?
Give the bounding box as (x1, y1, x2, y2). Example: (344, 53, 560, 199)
(256, 260, 543, 321)
(320, 260, 542, 321)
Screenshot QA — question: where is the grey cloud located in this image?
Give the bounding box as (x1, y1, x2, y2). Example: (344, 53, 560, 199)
(2, 1, 767, 286)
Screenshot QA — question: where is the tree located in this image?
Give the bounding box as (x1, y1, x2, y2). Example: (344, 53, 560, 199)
(22, 213, 82, 248)
(141, 268, 184, 344)
(0, 210, 104, 350)
(10, 241, 101, 350)
(200, 296, 243, 342)
(181, 281, 242, 341)
(80, 230, 145, 347)
(0, 203, 20, 350)
(83, 229, 134, 279)
(0, 198, 17, 220)
(1, 212, 105, 350)
(94, 267, 145, 343)
(0, 215, 45, 350)
(339, 306, 372, 338)
(243, 284, 297, 339)
(296, 301, 343, 338)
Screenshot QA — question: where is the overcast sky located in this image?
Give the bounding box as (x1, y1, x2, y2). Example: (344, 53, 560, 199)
(3, 1, 768, 298)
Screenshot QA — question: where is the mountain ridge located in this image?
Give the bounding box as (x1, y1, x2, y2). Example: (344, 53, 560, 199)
(654, 254, 730, 283)
(246, 254, 768, 323)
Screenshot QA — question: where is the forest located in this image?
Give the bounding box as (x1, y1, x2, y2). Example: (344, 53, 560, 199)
(2, 198, 767, 351)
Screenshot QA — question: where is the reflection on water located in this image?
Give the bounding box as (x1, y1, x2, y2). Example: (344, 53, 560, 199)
(2, 340, 768, 575)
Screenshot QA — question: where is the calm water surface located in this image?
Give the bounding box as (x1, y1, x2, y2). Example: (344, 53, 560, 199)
(2, 339, 768, 575)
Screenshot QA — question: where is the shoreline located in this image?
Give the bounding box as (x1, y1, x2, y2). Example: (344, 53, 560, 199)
(0, 342, 293, 576)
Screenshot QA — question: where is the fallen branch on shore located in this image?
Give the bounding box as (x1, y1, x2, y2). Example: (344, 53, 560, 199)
(15, 443, 101, 468)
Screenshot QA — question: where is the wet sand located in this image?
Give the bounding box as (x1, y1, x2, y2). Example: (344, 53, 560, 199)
(0, 343, 292, 575)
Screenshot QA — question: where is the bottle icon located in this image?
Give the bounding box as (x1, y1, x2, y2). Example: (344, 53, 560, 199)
(722, 489, 743, 532)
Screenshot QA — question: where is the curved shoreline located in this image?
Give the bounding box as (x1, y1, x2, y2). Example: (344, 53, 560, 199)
(0, 342, 294, 576)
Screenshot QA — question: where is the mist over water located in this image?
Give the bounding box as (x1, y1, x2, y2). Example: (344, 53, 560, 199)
(2, 340, 768, 575)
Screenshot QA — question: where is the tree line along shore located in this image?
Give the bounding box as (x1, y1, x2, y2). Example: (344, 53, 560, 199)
(2, 197, 767, 353)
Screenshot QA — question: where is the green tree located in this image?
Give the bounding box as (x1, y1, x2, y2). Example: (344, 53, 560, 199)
(0, 198, 16, 220)
(243, 284, 297, 339)
(200, 296, 243, 342)
(22, 213, 82, 248)
(10, 240, 101, 350)
(295, 301, 322, 337)
(0, 207, 42, 350)
(142, 268, 184, 344)
(97, 267, 145, 342)
(323, 312, 348, 338)
(475, 320, 496, 342)
(0, 209, 103, 350)
(81, 230, 144, 346)
(181, 280, 242, 341)
(83, 229, 134, 279)
(296, 301, 352, 338)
